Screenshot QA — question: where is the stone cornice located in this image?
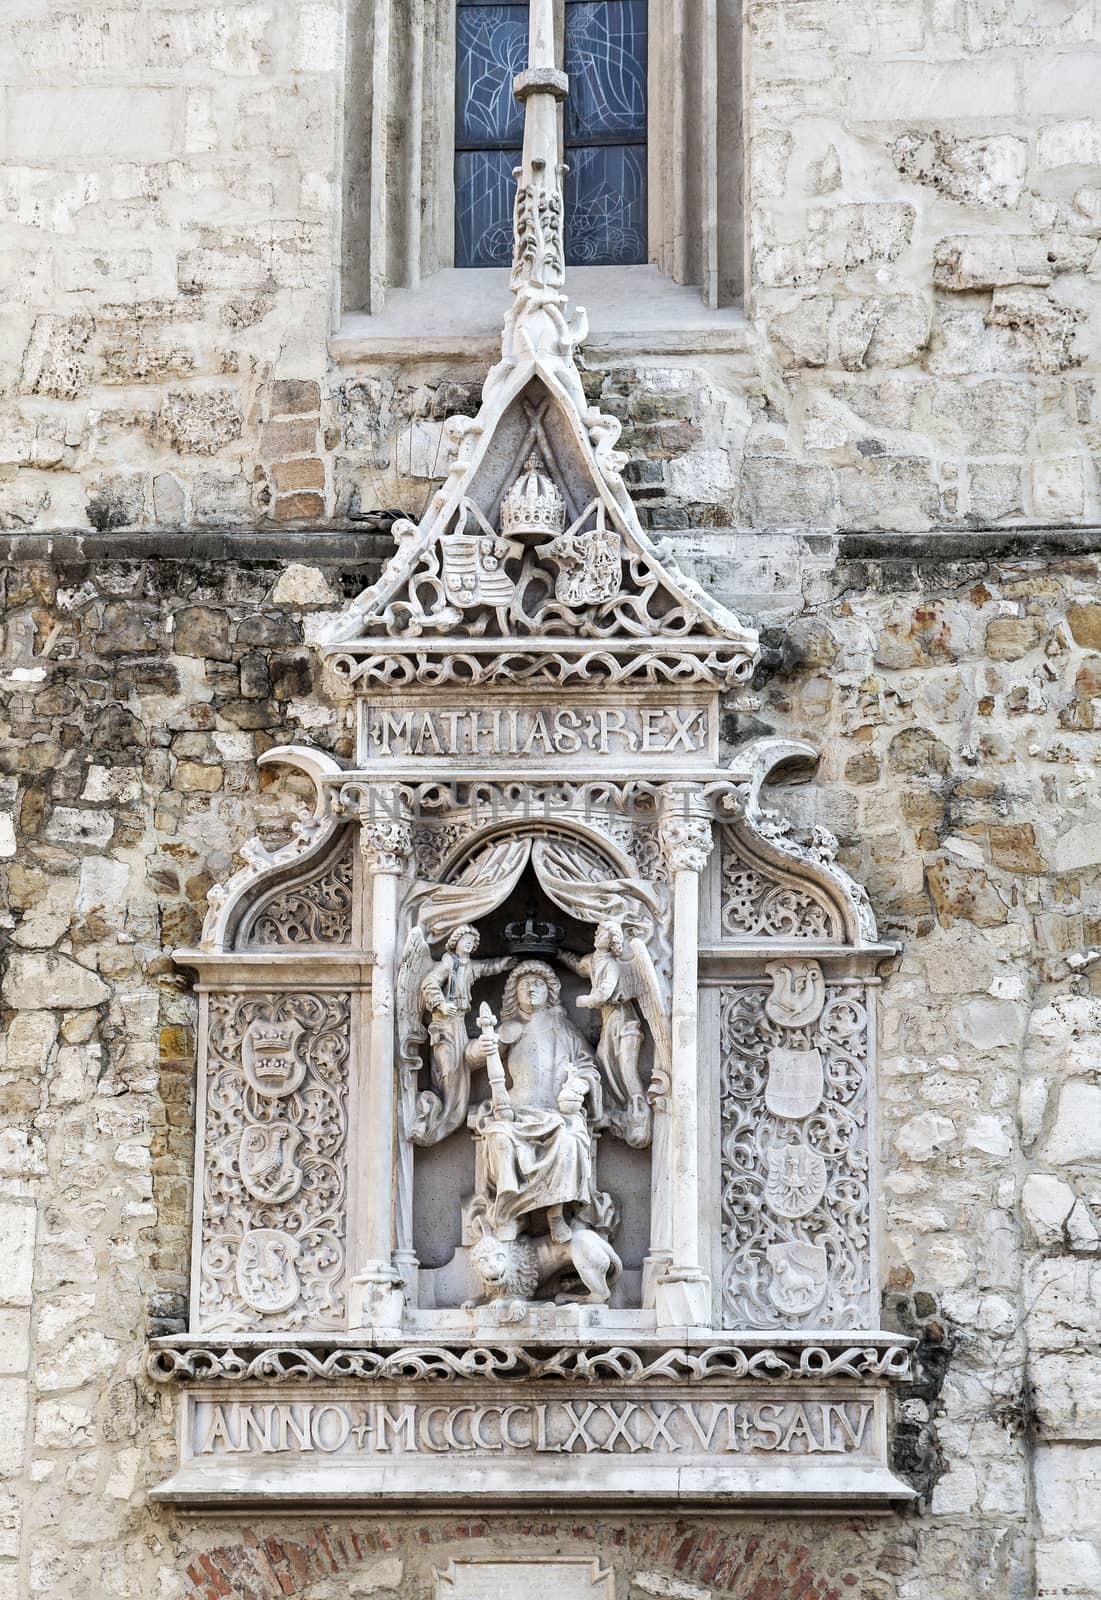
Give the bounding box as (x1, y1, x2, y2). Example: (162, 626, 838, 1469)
(146, 1338, 914, 1387)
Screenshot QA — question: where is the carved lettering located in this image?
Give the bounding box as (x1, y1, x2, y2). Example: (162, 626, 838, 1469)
(191, 1398, 879, 1462)
(365, 705, 712, 760)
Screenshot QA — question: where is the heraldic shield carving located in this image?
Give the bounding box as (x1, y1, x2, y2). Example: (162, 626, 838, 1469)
(151, 0, 913, 1513)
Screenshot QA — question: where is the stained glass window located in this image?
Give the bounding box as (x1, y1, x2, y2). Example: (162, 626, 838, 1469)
(455, 0, 648, 269)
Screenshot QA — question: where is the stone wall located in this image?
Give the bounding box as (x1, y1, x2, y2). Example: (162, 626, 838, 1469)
(3, 0, 1101, 1594)
(0, 532, 1098, 1595)
(2, 0, 1101, 534)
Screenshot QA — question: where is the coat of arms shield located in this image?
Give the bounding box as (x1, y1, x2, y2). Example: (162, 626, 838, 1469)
(239, 1124, 304, 1204)
(765, 1046, 824, 1120)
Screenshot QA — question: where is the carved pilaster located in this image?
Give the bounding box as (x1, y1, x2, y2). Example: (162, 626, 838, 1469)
(655, 783, 715, 1329)
(351, 787, 413, 1329)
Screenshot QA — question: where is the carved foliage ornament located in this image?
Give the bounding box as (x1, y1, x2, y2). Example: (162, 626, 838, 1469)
(243, 840, 354, 948)
(200, 992, 349, 1334)
(720, 982, 872, 1329)
(721, 837, 839, 941)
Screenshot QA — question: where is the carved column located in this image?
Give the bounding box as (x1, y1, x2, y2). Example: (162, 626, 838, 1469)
(655, 783, 714, 1328)
(350, 789, 413, 1329)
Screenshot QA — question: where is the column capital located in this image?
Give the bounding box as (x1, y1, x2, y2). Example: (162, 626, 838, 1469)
(659, 784, 714, 876)
(361, 818, 413, 875)
(358, 785, 414, 874)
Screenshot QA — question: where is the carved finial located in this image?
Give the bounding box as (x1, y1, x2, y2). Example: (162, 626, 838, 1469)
(507, 0, 569, 308)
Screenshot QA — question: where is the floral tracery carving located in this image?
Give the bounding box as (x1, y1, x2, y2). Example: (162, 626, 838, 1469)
(199, 992, 350, 1334)
(243, 839, 354, 948)
(719, 982, 871, 1330)
(720, 833, 840, 942)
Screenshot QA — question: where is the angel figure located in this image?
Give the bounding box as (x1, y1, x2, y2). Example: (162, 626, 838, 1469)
(397, 924, 515, 1146)
(559, 919, 670, 1149)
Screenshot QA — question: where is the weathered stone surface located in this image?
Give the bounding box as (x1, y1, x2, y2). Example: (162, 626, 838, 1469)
(1043, 1082, 1101, 1165)
(158, 388, 242, 456)
(2, 953, 110, 1010)
(1023, 1176, 1076, 1248)
(892, 132, 1026, 210)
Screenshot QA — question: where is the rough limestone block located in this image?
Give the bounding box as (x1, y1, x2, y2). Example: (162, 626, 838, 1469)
(1044, 1081, 1101, 1165)
(1026, 1259, 1101, 1352)
(1, 953, 110, 1010)
(1032, 1354, 1101, 1438)
(1037, 121, 1101, 170)
(4, 87, 180, 160)
(1022, 1175, 1076, 1247)
(0, 1207, 35, 1309)
(1034, 1444, 1101, 1536)
(849, 60, 1017, 121)
(0, 1384, 27, 1478)
(895, 1111, 956, 1161)
(0, 1315, 30, 1377)
(934, 237, 1052, 291)
(1036, 1539, 1101, 1596)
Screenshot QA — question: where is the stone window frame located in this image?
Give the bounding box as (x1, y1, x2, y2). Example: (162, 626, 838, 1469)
(340, 0, 744, 319)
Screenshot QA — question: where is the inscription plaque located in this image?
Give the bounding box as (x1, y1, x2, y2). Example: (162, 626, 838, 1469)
(152, 1379, 909, 1508)
(436, 1559, 613, 1600)
(361, 696, 718, 765)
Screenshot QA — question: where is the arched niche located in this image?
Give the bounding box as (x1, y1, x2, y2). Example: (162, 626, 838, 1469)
(397, 818, 670, 1320)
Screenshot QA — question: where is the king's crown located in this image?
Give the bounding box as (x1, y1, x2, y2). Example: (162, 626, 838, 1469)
(500, 453, 566, 543)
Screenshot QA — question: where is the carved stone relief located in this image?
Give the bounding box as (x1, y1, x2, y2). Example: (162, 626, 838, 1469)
(199, 991, 349, 1333)
(719, 982, 872, 1329)
(720, 832, 841, 941)
(158, 0, 908, 1511)
(241, 837, 354, 948)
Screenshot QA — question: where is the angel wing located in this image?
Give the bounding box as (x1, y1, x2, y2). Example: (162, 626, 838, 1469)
(621, 937, 672, 1084)
(396, 925, 433, 1072)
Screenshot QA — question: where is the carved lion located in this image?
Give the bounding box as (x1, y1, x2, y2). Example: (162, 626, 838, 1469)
(465, 1226, 623, 1324)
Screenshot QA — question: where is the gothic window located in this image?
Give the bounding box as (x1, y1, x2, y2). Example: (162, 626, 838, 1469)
(342, 0, 742, 316)
(454, 0, 648, 269)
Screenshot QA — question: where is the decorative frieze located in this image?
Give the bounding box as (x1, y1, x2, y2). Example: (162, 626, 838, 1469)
(147, 1340, 914, 1386)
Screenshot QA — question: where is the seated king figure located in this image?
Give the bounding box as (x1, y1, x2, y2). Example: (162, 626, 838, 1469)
(468, 959, 604, 1246)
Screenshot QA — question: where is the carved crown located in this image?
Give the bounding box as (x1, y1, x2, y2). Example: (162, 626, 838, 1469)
(500, 453, 566, 544)
(504, 912, 564, 956)
(249, 1024, 297, 1057)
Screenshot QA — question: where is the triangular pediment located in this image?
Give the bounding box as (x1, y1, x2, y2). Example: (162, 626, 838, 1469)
(322, 352, 758, 689)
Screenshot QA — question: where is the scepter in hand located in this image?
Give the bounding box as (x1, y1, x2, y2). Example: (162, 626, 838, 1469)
(477, 1003, 514, 1121)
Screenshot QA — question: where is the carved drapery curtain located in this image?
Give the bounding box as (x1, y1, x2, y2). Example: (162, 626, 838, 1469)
(408, 833, 665, 944)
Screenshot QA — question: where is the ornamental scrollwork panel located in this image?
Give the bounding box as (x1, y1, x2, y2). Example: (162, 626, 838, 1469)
(199, 992, 350, 1334)
(720, 836, 840, 942)
(719, 981, 872, 1330)
(240, 837, 355, 948)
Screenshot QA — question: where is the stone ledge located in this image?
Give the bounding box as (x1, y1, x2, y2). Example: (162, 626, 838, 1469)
(1, 525, 1098, 567)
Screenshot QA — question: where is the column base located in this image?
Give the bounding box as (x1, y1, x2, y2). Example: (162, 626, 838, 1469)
(655, 1269, 712, 1330)
(348, 1265, 405, 1330)
(641, 1250, 673, 1310)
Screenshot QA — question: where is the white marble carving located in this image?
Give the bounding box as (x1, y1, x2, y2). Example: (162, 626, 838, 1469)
(162, 0, 908, 1514)
(764, 959, 826, 1028)
(720, 983, 872, 1329)
(764, 1046, 825, 1120)
(245, 839, 354, 948)
(199, 992, 349, 1333)
(560, 919, 668, 1148)
(401, 925, 517, 1146)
